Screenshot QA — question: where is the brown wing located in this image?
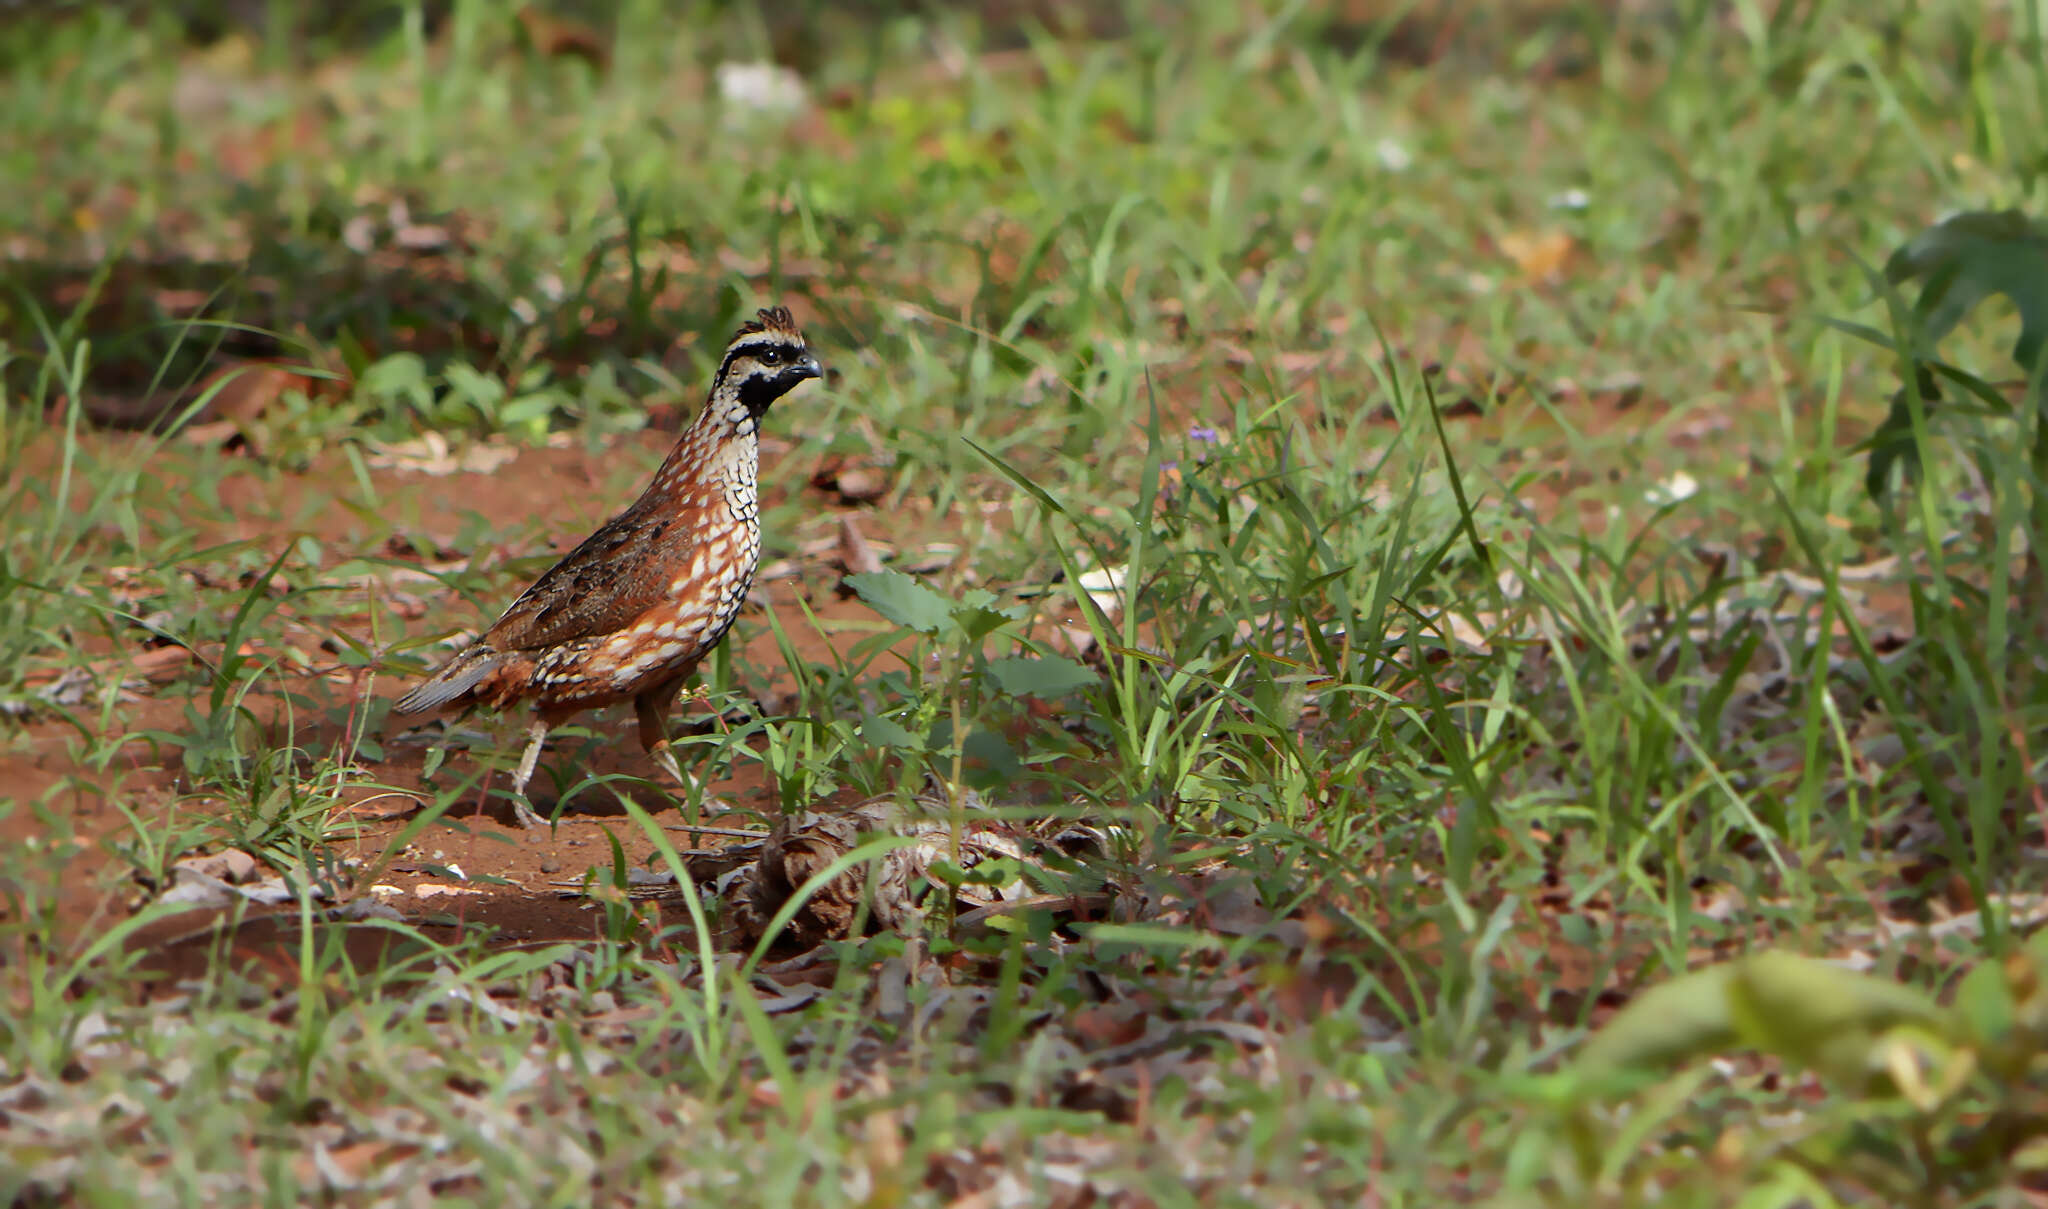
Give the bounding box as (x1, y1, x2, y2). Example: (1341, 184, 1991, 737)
(483, 503, 692, 651)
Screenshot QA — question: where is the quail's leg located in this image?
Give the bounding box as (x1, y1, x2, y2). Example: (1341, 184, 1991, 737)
(635, 676, 730, 810)
(507, 718, 552, 830)
(635, 677, 693, 794)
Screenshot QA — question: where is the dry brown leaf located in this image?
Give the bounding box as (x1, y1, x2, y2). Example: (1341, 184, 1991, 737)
(177, 419, 244, 449)
(415, 883, 487, 900)
(834, 466, 887, 502)
(22, 646, 194, 709)
(322, 1140, 420, 1182)
(171, 849, 260, 885)
(181, 358, 344, 442)
(514, 6, 611, 69)
(202, 361, 319, 422)
(364, 434, 519, 476)
(837, 514, 885, 577)
(810, 453, 892, 504)
(335, 794, 424, 823)
(1068, 1004, 1148, 1047)
(133, 645, 196, 681)
(1498, 228, 1575, 280)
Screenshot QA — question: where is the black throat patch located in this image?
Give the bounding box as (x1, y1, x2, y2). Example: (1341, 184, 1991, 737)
(736, 370, 794, 417)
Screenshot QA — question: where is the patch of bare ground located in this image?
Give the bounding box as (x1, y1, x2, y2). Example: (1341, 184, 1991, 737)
(0, 426, 950, 963)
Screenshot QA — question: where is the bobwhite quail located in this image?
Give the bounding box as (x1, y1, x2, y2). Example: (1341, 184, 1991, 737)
(391, 306, 822, 827)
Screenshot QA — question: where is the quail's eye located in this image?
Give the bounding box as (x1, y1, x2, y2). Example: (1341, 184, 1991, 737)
(758, 348, 784, 365)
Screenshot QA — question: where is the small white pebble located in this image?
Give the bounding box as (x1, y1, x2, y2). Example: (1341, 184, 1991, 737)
(1645, 471, 1699, 506)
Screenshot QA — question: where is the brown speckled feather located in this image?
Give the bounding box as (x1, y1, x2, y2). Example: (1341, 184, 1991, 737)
(484, 503, 685, 653)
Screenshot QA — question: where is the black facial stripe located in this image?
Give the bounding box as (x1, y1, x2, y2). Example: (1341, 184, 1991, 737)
(717, 338, 807, 381)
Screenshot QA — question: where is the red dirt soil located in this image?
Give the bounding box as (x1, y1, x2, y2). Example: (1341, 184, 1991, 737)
(0, 424, 948, 985)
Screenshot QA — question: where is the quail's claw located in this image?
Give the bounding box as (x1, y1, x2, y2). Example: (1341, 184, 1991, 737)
(651, 741, 737, 813)
(510, 796, 552, 830)
(651, 742, 690, 792)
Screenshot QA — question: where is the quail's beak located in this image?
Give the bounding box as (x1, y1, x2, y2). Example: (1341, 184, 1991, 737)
(790, 353, 824, 383)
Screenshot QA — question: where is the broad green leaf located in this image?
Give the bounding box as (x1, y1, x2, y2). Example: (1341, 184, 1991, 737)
(858, 712, 923, 750)
(1861, 209, 2048, 498)
(498, 393, 559, 427)
(948, 587, 1023, 641)
(1572, 961, 1742, 1081)
(444, 361, 506, 411)
(358, 352, 433, 412)
(1885, 208, 2048, 372)
(951, 603, 1017, 642)
(986, 655, 1097, 698)
(1952, 956, 2016, 1048)
(1730, 951, 1940, 1042)
(1725, 950, 1941, 1091)
(961, 726, 1023, 784)
(846, 569, 952, 634)
(1860, 360, 2023, 498)
(1574, 951, 1941, 1093)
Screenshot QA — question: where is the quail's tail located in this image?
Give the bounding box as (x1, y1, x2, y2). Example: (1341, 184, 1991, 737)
(392, 645, 511, 714)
